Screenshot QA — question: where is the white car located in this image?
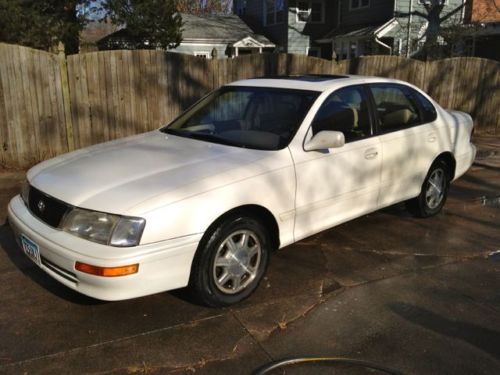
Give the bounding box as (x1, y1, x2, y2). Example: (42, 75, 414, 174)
(8, 75, 476, 306)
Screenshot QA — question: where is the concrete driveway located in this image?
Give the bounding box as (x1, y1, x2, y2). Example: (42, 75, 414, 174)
(0, 136, 498, 374)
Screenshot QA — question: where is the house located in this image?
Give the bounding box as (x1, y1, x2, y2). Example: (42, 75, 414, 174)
(236, 0, 468, 59)
(79, 20, 119, 53)
(235, 0, 337, 58)
(320, 0, 470, 59)
(462, 0, 500, 60)
(96, 13, 275, 58)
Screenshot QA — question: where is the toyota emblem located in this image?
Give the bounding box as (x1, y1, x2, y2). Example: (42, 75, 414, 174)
(37, 200, 46, 212)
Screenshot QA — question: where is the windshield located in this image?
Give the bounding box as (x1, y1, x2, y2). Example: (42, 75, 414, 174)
(161, 86, 319, 150)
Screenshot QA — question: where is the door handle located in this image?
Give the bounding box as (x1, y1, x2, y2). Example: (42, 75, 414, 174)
(364, 148, 379, 160)
(428, 133, 437, 143)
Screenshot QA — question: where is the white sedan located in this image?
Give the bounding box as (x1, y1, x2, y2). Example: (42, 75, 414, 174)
(8, 75, 476, 306)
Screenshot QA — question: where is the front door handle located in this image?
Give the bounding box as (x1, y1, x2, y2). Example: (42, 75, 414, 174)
(364, 148, 379, 160)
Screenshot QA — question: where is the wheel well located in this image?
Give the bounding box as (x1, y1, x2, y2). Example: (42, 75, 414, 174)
(203, 205, 280, 250)
(435, 152, 456, 180)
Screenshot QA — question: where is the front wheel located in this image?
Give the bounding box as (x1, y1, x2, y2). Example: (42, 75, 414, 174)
(405, 160, 450, 218)
(189, 214, 270, 307)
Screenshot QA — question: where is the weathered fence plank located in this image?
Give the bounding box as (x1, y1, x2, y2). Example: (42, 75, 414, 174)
(0, 43, 498, 168)
(0, 43, 68, 167)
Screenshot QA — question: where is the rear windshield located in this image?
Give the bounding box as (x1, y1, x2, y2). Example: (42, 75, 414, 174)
(161, 86, 319, 150)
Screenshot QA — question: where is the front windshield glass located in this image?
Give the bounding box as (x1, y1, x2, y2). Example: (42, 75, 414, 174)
(161, 86, 319, 150)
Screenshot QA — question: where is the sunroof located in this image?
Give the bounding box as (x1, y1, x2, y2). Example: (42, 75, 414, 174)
(254, 74, 348, 82)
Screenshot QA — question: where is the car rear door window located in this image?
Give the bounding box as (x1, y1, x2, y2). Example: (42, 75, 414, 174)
(311, 85, 372, 142)
(413, 90, 437, 123)
(369, 84, 422, 133)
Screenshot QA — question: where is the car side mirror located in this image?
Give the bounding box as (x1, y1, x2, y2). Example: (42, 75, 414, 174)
(304, 130, 345, 151)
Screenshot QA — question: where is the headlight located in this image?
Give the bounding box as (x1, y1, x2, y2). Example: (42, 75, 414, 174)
(110, 217, 146, 247)
(61, 208, 145, 247)
(20, 179, 30, 204)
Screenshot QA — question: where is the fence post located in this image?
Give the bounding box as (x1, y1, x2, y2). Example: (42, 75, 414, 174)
(57, 42, 75, 152)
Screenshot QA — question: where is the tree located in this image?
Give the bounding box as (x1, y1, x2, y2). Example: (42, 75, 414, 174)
(176, 0, 233, 14)
(395, 0, 467, 59)
(0, 0, 90, 54)
(102, 0, 182, 50)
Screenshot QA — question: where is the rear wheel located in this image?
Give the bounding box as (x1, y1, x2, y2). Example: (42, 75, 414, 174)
(405, 159, 450, 218)
(189, 214, 270, 307)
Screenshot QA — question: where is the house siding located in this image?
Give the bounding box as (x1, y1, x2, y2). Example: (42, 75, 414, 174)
(238, 0, 288, 48)
(388, 0, 467, 56)
(239, 0, 265, 33)
(395, 0, 466, 22)
(339, 0, 394, 27)
(287, 0, 338, 56)
(239, 0, 337, 57)
(171, 43, 229, 58)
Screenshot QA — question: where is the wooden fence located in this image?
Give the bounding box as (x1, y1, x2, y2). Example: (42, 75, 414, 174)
(1, 42, 499, 168)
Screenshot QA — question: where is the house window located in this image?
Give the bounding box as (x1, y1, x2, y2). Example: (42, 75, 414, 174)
(296, 0, 325, 23)
(350, 0, 370, 10)
(264, 0, 285, 26)
(194, 52, 211, 59)
(297, 1, 310, 22)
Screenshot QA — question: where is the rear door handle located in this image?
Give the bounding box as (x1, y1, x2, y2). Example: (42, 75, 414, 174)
(364, 148, 379, 160)
(428, 132, 437, 143)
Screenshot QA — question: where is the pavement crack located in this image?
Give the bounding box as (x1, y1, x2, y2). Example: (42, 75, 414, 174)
(231, 310, 274, 362)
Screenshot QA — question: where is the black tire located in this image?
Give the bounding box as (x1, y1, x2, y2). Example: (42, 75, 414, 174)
(189, 214, 270, 307)
(405, 159, 451, 218)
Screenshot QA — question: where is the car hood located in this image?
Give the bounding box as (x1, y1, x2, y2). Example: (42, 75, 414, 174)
(28, 131, 282, 215)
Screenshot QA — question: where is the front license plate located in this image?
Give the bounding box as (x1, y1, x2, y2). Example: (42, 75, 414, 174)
(21, 234, 41, 266)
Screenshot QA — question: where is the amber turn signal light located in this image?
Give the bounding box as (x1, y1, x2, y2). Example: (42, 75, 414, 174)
(75, 262, 139, 277)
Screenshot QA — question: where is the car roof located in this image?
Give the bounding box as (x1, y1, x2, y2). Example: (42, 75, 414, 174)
(226, 75, 406, 92)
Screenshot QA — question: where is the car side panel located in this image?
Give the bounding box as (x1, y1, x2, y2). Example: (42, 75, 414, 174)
(290, 136, 382, 242)
(377, 121, 445, 206)
(441, 109, 476, 180)
(138, 150, 297, 248)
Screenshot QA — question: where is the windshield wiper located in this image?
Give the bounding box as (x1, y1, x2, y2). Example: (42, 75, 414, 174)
(161, 128, 244, 148)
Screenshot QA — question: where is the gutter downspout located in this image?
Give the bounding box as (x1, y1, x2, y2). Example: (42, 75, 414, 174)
(331, 0, 342, 59)
(406, 0, 413, 57)
(375, 36, 392, 55)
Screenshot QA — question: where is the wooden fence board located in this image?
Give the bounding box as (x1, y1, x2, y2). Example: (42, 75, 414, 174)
(18, 47, 38, 159)
(0, 44, 17, 165)
(0, 51, 8, 165)
(0, 43, 498, 168)
(48, 53, 67, 158)
(0, 44, 68, 167)
(473, 58, 500, 133)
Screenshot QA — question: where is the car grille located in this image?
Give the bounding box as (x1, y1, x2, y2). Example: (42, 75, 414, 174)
(28, 186, 72, 228)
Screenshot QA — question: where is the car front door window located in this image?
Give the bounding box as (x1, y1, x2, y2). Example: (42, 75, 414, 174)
(311, 85, 372, 142)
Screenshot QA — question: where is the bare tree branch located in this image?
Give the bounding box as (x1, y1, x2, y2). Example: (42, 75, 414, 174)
(439, 3, 466, 23)
(395, 10, 429, 19)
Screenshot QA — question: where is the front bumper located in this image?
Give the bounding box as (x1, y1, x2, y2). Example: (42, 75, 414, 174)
(7, 195, 201, 301)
